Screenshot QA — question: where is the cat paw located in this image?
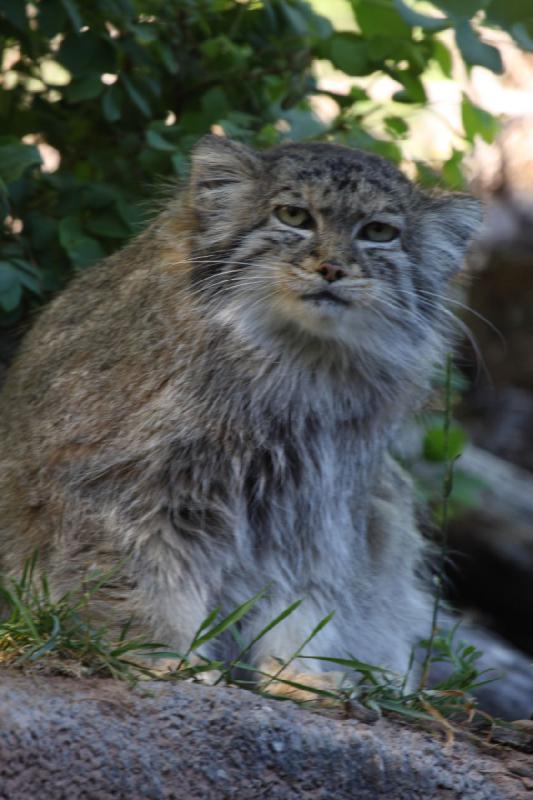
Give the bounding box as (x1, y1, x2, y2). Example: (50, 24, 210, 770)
(258, 658, 347, 703)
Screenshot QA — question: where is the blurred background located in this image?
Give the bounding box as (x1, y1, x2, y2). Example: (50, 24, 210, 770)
(0, 0, 532, 673)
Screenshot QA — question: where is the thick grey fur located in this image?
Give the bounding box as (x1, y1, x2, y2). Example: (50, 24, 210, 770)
(0, 137, 481, 682)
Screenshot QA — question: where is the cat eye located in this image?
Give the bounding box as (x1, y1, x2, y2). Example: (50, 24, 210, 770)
(358, 221, 400, 243)
(275, 205, 314, 229)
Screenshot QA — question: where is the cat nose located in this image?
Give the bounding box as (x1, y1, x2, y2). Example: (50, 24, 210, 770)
(317, 262, 347, 283)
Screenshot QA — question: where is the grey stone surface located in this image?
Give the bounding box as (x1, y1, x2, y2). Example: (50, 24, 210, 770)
(0, 670, 530, 799)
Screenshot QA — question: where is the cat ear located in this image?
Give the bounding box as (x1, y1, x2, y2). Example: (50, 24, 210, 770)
(189, 135, 261, 200)
(419, 192, 483, 277)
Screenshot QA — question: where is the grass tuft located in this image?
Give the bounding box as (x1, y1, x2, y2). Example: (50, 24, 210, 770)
(0, 553, 176, 682)
(0, 552, 495, 731)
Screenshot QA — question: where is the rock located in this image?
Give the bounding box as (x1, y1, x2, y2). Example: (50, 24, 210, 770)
(444, 445, 533, 658)
(0, 670, 531, 799)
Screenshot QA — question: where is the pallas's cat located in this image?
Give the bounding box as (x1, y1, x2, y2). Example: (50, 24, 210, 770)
(0, 137, 480, 689)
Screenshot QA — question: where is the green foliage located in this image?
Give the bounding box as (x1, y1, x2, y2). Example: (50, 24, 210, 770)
(0, 553, 176, 680)
(0, 553, 494, 726)
(0, 0, 531, 319)
(423, 421, 466, 462)
(461, 95, 500, 143)
(421, 624, 492, 694)
(413, 362, 485, 517)
(0, 0, 332, 320)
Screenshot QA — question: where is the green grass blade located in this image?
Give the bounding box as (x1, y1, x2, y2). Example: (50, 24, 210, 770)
(189, 607, 221, 643)
(5, 586, 43, 643)
(110, 641, 173, 657)
(192, 587, 268, 650)
(261, 675, 339, 700)
(301, 654, 390, 674)
(214, 599, 304, 685)
(263, 611, 335, 689)
(245, 599, 303, 651)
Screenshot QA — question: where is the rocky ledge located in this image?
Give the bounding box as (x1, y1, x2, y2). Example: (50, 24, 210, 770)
(0, 670, 532, 799)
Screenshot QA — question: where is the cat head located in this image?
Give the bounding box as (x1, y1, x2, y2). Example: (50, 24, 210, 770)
(185, 135, 481, 374)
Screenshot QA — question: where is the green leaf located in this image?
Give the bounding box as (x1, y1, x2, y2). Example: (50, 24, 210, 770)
(431, 0, 489, 16)
(486, 0, 533, 26)
(171, 152, 188, 177)
(101, 85, 122, 122)
(0, 262, 22, 311)
(327, 33, 370, 76)
(384, 116, 408, 136)
(394, 0, 450, 31)
(393, 71, 426, 103)
(59, 217, 105, 268)
(340, 126, 402, 163)
(146, 130, 177, 152)
(24, 213, 58, 250)
(279, 2, 311, 37)
(455, 20, 503, 72)
(116, 198, 144, 230)
(37, 0, 67, 36)
(121, 75, 151, 117)
(0, 178, 9, 223)
(431, 40, 453, 78)
(461, 96, 499, 142)
(423, 424, 467, 462)
(297, 1, 334, 39)
(83, 185, 118, 209)
(0, 142, 41, 184)
(356, 0, 411, 38)
(0, 0, 28, 30)
(215, 111, 255, 140)
(415, 161, 441, 187)
(441, 149, 465, 189)
(280, 103, 330, 140)
(128, 22, 158, 43)
(200, 87, 229, 123)
(10, 259, 42, 294)
(65, 75, 104, 103)
(60, 0, 82, 31)
(58, 32, 116, 76)
(156, 43, 179, 74)
(86, 212, 130, 239)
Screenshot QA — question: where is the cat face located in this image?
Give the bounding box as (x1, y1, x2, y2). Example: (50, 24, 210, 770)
(187, 136, 481, 364)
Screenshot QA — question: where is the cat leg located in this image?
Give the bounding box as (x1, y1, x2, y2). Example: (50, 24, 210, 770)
(34, 522, 216, 674)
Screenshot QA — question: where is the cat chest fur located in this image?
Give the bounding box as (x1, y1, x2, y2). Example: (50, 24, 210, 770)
(162, 406, 381, 587)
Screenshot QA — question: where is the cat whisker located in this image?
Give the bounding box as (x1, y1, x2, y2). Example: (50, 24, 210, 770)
(186, 275, 273, 303)
(413, 289, 504, 344)
(377, 291, 490, 381)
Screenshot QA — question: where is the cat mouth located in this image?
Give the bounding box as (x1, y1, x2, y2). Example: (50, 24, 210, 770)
(300, 290, 351, 307)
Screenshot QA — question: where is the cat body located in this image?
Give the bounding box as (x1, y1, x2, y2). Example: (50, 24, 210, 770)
(0, 138, 480, 678)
